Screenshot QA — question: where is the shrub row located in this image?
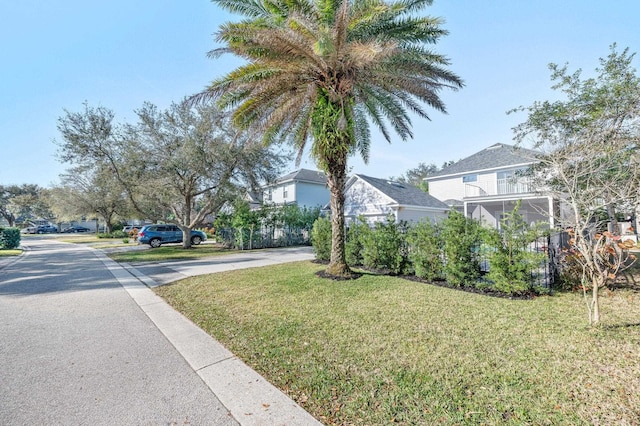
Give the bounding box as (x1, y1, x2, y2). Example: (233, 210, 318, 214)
(97, 230, 128, 239)
(0, 227, 21, 249)
(312, 207, 549, 296)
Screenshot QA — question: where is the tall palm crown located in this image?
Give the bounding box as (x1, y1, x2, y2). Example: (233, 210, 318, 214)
(197, 0, 462, 276)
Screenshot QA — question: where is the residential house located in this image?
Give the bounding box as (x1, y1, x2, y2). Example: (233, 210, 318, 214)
(426, 143, 557, 228)
(339, 174, 449, 224)
(262, 169, 330, 209)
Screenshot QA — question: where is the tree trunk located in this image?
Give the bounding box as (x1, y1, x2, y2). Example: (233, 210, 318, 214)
(325, 161, 352, 277)
(591, 277, 601, 326)
(181, 226, 192, 249)
(182, 195, 193, 249)
(606, 204, 618, 234)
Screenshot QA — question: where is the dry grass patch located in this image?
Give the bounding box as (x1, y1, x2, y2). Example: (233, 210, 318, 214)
(155, 261, 640, 425)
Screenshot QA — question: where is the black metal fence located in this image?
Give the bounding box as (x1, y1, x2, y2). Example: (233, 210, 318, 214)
(477, 232, 569, 291)
(214, 226, 312, 250)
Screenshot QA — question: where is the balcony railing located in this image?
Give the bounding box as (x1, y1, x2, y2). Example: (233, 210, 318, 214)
(464, 178, 533, 198)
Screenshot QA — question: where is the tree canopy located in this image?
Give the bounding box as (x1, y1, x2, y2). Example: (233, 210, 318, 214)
(0, 184, 52, 227)
(512, 45, 640, 325)
(56, 101, 285, 247)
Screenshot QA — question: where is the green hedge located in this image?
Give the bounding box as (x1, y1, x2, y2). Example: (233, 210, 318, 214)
(97, 231, 128, 239)
(311, 217, 332, 261)
(0, 227, 21, 249)
(312, 210, 551, 296)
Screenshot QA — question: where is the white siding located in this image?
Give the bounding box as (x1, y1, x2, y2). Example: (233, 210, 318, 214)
(397, 208, 447, 224)
(428, 176, 465, 202)
(264, 181, 328, 208)
(430, 168, 538, 201)
(344, 179, 393, 223)
(295, 182, 330, 209)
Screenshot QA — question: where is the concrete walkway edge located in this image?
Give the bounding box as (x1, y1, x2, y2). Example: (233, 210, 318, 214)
(90, 247, 323, 426)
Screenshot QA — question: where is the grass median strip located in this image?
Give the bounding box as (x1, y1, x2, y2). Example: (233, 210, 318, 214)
(108, 245, 238, 263)
(155, 261, 640, 425)
(0, 249, 22, 256)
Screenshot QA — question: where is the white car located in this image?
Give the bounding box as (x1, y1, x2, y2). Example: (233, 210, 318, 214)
(123, 225, 143, 234)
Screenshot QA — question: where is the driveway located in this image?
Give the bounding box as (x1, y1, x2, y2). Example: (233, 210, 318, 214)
(124, 246, 315, 286)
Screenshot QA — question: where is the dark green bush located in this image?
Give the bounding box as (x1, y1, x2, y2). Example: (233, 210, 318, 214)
(362, 217, 409, 275)
(0, 227, 21, 249)
(440, 211, 484, 287)
(406, 220, 443, 281)
(311, 217, 332, 261)
(484, 202, 547, 294)
(345, 216, 370, 266)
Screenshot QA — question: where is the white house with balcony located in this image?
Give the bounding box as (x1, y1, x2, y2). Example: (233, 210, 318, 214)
(262, 168, 330, 209)
(426, 143, 557, 229)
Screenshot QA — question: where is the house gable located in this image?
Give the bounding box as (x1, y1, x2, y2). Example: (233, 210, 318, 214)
(344, 176, 396, 219)
(343, 174, 449, 224)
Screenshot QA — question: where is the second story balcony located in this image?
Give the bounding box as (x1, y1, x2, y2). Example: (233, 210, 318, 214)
(464, 178, 534, 198)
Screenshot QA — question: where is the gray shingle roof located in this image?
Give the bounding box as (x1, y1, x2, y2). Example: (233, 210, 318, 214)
(427, 143, 540, 178)
(275, 168, 327, 185)
(352, 174, 449, 209)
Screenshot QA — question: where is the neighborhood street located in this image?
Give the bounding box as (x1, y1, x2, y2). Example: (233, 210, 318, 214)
(0, 238, 237, 425)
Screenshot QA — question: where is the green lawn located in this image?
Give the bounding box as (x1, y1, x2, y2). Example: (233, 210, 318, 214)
(108, 244, 238, 263)
(155, 261, 640, 425)
(0, 249, 22, 256)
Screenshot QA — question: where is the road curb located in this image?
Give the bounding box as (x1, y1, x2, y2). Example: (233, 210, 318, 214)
(91, 247, 322, 426)
(0, 245, 28, 271)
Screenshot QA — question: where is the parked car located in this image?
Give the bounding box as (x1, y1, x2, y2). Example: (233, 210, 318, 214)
(21, 226, 38, 234)
(123, 225, 144, 234)
(137, 224, 206, 248)
(61, 225, 91, 233)
(36, 225, 58, 234)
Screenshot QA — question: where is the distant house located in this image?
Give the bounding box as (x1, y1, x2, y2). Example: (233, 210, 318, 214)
(426, 143, 557, 228)
(262, 169, 329, 209)
(336, 174, 449, 224)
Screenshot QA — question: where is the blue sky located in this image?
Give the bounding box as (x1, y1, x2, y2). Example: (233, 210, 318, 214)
(1, 0, 639, 187)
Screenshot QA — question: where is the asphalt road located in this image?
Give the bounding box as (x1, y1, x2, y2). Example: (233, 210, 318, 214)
(0, 238, 239, 425)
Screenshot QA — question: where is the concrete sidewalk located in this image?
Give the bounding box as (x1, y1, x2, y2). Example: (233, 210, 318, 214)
(94, 246, 321, 425)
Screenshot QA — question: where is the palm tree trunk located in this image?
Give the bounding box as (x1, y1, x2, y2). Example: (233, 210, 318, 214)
(325, 160, 352, 277)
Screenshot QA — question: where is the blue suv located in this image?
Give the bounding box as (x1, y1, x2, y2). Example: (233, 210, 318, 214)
(137, 224, 207, 248)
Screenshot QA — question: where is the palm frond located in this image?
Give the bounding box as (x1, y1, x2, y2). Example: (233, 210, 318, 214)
(202, 0, 461, 165)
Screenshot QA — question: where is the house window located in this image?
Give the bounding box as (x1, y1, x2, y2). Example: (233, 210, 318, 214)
(283, 188, 288, 199)
(265, 189, 272, 201)
(462, 174, 477, 183)
(498, 168, 526, 179)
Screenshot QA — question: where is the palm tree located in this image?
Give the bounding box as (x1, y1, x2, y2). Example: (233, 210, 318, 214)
(194, 0, 463, 277)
